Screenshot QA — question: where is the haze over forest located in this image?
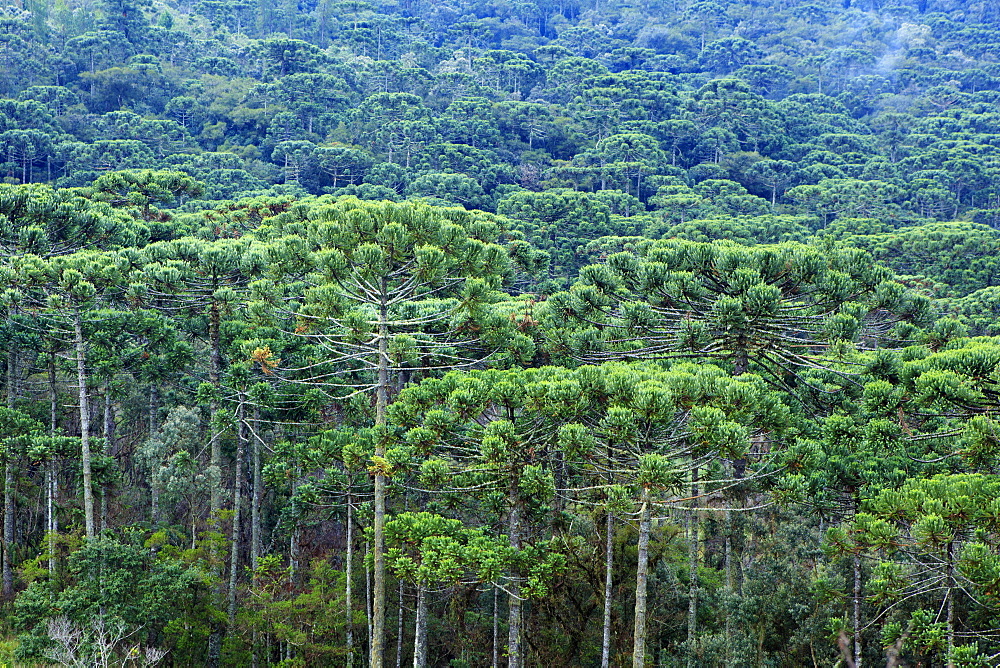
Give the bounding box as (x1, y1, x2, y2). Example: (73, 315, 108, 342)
(3, 0, 1000, 666)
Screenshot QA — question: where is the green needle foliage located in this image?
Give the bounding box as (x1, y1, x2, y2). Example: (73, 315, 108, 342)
(4, 0, 1000, 665)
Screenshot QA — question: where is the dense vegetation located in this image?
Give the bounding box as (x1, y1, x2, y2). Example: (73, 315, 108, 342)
(3, 0, 1000, 665)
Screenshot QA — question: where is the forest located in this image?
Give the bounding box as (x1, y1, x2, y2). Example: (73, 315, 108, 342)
(3, 0, 1000, 665)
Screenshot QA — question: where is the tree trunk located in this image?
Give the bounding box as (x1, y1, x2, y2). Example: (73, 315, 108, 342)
(100, 487, 107, 534)
(151, 482, 160, 525)
(946, 542, 955, 668)
(207, 624, 222, 668)
(366, 539, 374, 657)
(346, 493, 355, 668)
(724, 511, 733, 667)
(2, 447, 13, 599)
(492, 587, 499, 668)
(507, 476, 524, 668)
(601, 509, 614, 668)
(372, 297, 390, 668)
(687, 466, 700, 668)
(206, 298, 224, 668)
(412, 582, 428, 668)
(103, 384, 115, 454)
(289, 510, 301, 585)
(2, 349, 16, 598)
(74, 311, 95, 539)
(149, 384, 159, 435)
(228, 394, 246, 625)
(208, 300, 222, 523)
(47, 460, 56, 575)
(48, 353, 57, 577)
(632, 485, 651, 668)
(251, 405, 262, 570)
(48, 354, 57, 434)
(396, 580, 405, 668)
(853, 553, 862, 668)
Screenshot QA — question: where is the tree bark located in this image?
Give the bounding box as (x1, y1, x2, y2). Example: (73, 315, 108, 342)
(103, 384, 115, 455)
(2, 347, 13, 599)
(396, 580, 404, 668)
(251, 405, 262, 570)
(99, 487, 107, 534)
(47, 461, 56, 575)
(492, 586, 499, 668)
(151, 481, 160, 525)
(687, 466, 700, 668)
(413, 582, 428, 668)
(74, 311, 95, 539)
(632, 486, 651, 668)
(148, 384, 159, 435)
(601, 509, 614, 668)
(371, 296, 390, 668)
(289, 505, 301, 585)
(228, 394, 246, 625)
(346, 493, 356, 668)
(724, 511, 733, 668)
(48, 353, 57, 577)
(507, 475, 524, 668)
(853, 553, 862, 668)
(366, 539, 374, 657)
(207, 624, 222, 668)
(208, 300, 222, 522)
(946, 541, 955, 668)
(2, 445, 13, 599)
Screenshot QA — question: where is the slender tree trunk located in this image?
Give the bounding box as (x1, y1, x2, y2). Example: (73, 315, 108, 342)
(99, 487, 107, 534)
(412, 582, 427, 668)
(74, 311, 95, 539)
(207, 626, 222, 668)
(632, 486, 651, 668)
(492, 586, 499, 668)
(507, 476, 524, 668)
(601, 509, 614, 668)
(149, 384, 159, 435)
(47, 461, 56, 574)
(251, 405, 262, 570)
(48, 353, 57, 577)
(346, 492, 355, 668)
(97, 485, 108, 533)
(206, 300, 225, 668)
(206, 299, 224, 668)
(724, 511, 733, 668)
(853, 553, 862, 668)
(2, 447, 13, 599)
(366, 539, 374, 657)
(150, 387, 163, 522)
(946, 541, 955, 668)
(48, 353, 57, 435)
(687, 466, 700, 668)
(228, 394, 246, 625)
(151, 483, 160, 525)
(3, 347, 14, 599)
(396, 580, 405, 668)
(101, 384, 113, 535)
(242, 408, 258, 668)
(290, 507, 301, 585)
(372, 297, 390, 668)
(208, 300, 222, 521)
(103, 384, 114, 455)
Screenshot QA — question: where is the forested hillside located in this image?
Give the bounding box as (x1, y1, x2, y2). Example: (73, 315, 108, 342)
(3, 0, 1000, 665)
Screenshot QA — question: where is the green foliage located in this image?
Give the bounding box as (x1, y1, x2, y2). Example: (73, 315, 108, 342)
(13, 531, 209, 663)
(6, 0, 1000, 665)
